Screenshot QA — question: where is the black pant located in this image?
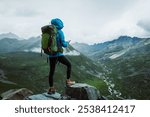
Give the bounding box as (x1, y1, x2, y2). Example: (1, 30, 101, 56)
(49, 56, 71, 87)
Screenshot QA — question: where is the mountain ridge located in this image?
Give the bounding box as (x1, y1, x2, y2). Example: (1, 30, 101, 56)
(72, 36, 149, 60)
(72, 35, 150, 99)
(0, 32, 22, 40)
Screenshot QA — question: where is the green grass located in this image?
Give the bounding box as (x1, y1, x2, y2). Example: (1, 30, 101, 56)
(103, 51, 150, 99)
(0, 82, 21, 94)
(84, 78, 110, 96)
(0, 52, 108, 98)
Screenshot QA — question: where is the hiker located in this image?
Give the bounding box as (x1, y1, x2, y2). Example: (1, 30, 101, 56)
(48, 18, 75, 94)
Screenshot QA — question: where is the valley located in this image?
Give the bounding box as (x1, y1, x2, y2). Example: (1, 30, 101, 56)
(0, 33, 150, 99)
(73, 36, 150, 99)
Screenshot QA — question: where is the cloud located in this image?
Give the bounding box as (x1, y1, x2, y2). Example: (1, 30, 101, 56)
(0, 0, 150, 44)
(15, 9, 40, 17)
(137, 20, 150, 32)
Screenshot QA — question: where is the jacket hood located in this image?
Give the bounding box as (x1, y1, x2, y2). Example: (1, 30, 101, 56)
(51, 18, 64, 30)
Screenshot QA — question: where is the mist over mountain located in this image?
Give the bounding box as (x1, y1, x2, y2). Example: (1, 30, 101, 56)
(0, 32, 23, 40)
(72, 36, 144, 59)
(0, 37, 40, 53)
(0, 32, 41, 53)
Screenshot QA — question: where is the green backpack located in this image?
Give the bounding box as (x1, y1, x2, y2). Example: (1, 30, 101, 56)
(41, 25, 58, 55)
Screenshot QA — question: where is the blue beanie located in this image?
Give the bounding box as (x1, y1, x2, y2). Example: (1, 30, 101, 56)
(51, 18, 64, 30)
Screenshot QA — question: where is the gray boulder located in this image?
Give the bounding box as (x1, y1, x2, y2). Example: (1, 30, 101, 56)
(26, 92, 61, 100)
(26, 92, 70, 100)
(65, 83, 101, 100)
(1, 88, 33, 100)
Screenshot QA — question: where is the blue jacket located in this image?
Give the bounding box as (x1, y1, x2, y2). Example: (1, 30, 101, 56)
(49, 18, 69, 58)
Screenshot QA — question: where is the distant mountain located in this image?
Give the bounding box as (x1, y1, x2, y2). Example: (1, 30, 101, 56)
(72, 36, 145, 60)
(73, 36, 150, 99)
(71, 42, 90, 54)
(0, 36, 41, 53)
(0, 32, 22, 40)
(0, 34, 86, 58)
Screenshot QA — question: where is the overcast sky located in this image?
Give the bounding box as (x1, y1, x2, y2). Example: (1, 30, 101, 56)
(0, 0, 150, 44)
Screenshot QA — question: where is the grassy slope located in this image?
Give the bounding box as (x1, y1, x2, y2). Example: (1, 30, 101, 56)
(103, 47, 150, 99)
(0, 52, 109, 97)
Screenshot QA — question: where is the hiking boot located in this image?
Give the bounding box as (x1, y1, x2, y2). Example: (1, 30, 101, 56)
(48, 87, 56, 94)
(66, 79, 75, 87)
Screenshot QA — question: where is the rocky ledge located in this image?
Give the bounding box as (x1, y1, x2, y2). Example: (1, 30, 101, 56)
(0, 83, 106, 100)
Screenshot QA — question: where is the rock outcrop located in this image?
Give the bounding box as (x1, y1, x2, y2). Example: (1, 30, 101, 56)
(26, 83, 103, 100)
(26, 92, 70, 100)
(66, 83, 101, 100)
(1, 83, 106, 100)
(1, 88, 33, 100)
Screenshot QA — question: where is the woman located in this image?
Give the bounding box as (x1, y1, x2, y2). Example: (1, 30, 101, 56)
(48, 18, 75, 94)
